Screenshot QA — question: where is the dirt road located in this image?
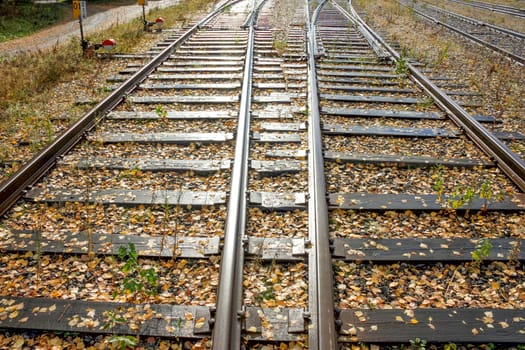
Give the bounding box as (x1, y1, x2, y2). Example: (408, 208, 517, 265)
(0, 0, 180, 57)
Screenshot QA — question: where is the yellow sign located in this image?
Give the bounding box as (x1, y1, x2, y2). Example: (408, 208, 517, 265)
(73, 0, 87, 20)
(138, 0, 148, 5)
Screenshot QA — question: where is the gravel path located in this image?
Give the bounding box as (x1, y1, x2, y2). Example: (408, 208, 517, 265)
(0, 0, 180, 57)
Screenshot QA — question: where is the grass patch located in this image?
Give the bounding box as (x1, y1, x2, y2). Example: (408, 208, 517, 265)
(0, 3, 68, 43)
(0, 0, 217, 181)
(0, 0, 216, 110)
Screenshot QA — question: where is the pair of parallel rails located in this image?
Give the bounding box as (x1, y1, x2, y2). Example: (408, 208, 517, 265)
(0, 0, 524, 348)
(398, 0, 525, 64)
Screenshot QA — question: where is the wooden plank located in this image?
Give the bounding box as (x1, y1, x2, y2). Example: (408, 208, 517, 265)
(319, 84, 414, 93)
(321, 107, 442, 119)
(249, 192, 306, 210)
(321, 94, 424, 104)
(156, 66, 242, 73)
(317, 64, 392, 71)
(0, 297, 211, 338)
(260, 122, 307, 132)
(162, 61, 240, 67)
(339, 308, 525, 343)
(130, 95, 239, 104)
(61, 157, 231, 174)
(170, 55, 243, 61)
(328, 193, 525, 211)
(322, 124, 457, 138)
(252, 94, 292, 103)
(175, 49, 245, 55)
(89, 132, 234, 144)
(244, 307, 305, 341)
(254, 66, 282, 72)
(149, 73, 242, 80)
(318, 71, 398, 79)
(2, 230, 220, 258)
(493, 131, 525, 140)
(247, 237, 306, 261)
(265, 149, 307, 159)
(318, 77, 399, 85)
(251, 160, 306, 175)
(252, 73, 285, 80)
(332, 238, 525, 262)
(324, 151, 494, 168)
(252, 133, 302, 143)
(473, 114, 500, 123)
(254, 82, 286, 89)
(106, 111, 236, 120)
(25, 188, 227, 207)
(139, 83, 241, 90)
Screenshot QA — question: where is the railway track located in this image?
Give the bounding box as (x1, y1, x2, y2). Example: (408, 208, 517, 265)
(445, 0, 525, 19)
(397, 0, 525, 64)
(0, 0, 524, 348)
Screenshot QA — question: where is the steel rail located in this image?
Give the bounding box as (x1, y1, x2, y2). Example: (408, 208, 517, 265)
(0, 0, 237, 217)
(343, 0, 525, 191)
(397, 0, 525, 64)
(211, 0, 263, 347)
(307, 0, 338, 349)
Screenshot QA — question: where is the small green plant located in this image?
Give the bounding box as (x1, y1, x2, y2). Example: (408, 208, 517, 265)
(395, 50, 409, 77)
(273, 39, 288, 56)
(435, 44, 449, 66)
(102, 309, 127, 331)
(471, 238, 493, 267)
(432, 165, 445, 203)
(408, 337, 427, 350)
(444, 343, 457, 350)
(479, 180, 504, 212)
(155, 105, 167, 119)
(106, 335, 138, 350)
(257, 283, 275, 303)
(448, 185, 476, 212)
(417, 98, 435, 110)
(114, 243, 159, 301)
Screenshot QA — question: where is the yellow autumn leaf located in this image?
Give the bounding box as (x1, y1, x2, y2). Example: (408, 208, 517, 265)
(9, 311, 18, 319)
(410, 318, 419, 324)
(395, 316, 404, 322)
(194, 317, 206, 329)
(18, 317, 28, 323)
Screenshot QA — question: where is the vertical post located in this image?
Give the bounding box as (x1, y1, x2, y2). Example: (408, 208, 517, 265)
(73, 0, 87, 54)
(138, 0, 148, 30)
